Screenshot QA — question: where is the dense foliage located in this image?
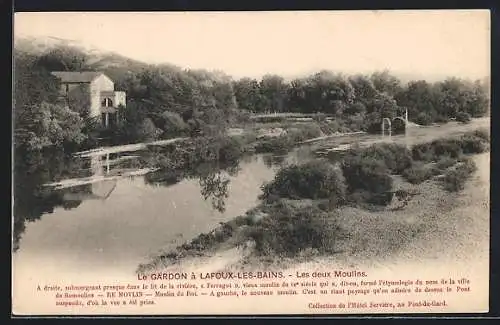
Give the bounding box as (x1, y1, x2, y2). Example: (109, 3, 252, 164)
(260, 160, 346, 204)
(247, 201, 343, 257)
(14, 44, 490, 153)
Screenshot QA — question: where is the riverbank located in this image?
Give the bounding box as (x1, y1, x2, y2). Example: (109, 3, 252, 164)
(138, 128, 490, 274)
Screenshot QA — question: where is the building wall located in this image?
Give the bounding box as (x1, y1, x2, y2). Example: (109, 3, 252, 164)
(114, 91, 126, 107)
(89, 75, 114, 118)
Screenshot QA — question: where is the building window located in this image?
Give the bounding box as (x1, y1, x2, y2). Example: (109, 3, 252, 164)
(101, 98, 113, 107)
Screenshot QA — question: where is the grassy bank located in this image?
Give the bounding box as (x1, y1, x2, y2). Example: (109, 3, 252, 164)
(137, 127, 490, 273)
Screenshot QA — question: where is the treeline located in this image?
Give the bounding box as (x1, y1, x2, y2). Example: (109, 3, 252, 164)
(234, 71, 489, 125)
(14, 44, 489, 152)
(14, 46, 245, 152)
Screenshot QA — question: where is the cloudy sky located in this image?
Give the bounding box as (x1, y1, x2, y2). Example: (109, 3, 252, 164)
(14, 10, 490, 80)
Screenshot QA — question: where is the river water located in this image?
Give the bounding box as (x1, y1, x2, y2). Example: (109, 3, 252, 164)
(12, 118, 489, 276)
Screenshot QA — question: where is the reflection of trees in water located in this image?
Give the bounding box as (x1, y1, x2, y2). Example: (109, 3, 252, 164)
(13, 149, 89, 252)
(142, 139, 242, 213)
(262, 154, 287, 168)
(199, 173, 230, 213)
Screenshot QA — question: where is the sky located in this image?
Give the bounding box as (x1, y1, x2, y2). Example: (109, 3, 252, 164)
(14, 10, 490, 80)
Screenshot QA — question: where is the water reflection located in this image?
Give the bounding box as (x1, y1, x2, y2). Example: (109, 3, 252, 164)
(13, 150, 88, 251)
(262, 154, 287, 168)
(13, 140, 247, 251)
(141, 143, 244, 213)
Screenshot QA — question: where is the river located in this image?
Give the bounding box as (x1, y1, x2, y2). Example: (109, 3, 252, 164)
(11, 117, 489, 277)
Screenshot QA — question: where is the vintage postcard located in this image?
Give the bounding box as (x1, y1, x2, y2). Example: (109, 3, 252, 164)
(12, 10, 490, 315)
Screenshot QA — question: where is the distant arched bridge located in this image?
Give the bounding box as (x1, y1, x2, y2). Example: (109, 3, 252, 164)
(381, 108, 409, 136)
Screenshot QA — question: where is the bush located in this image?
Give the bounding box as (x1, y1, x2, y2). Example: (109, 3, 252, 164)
(287, 124, 323, 142)
(458, 134, 489, 154)
(358, 143, 413, 174)
(137, 118, 162, 142)
(254, 136, 293, 154)
(218, 136, 245, 162)
(158, 111, 189, 136)
(432, 139, 463, 158)
(247, 202, 342, 257)
(469, 128, 490, 142)
(341, 155, 393, 205)
(435, 156, 458, 171)
(411, 142, 435, 161)
(455, 111, 472, 123)
(412, 139, 463, 161)
(412, 132, 489, 162)
(442, 158, 477, 192)
(415, 112, 433, 125)
(402, 162, 434, 184)
(260, 160, 346, 204)
(342, 143, 412, 175)
(434, 115, 450, 124)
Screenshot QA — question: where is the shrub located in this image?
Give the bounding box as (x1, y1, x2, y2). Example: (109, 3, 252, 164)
(137, 118, 162, 142)
(247, 202, 342, 257)
(358, 143, 413, 174)
(455, 111, 472, 123)
(343, 114, 364, 132)
(415, 112, 433, 125)
(218, 136, 245, 162)
(341, 155, 393, 205)
(159, 111, 189, 136)
(469, 128, 490, 142)
(432, 139, 463, 158)
(260, 160, 346, 204)
(254, 136, 293, 154)
(442, 158, 477, 192)
(459, 134, 489, 154)
(434, 115, 450, 124)
(435, 156, 458, 171)
(402, 162, 434, 184)
(411, 142, 435, 161)
(412, 139, 463, 161)
(287, 124, 323, 142)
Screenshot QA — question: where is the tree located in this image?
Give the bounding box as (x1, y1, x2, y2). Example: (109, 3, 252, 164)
(15, 102, 87, 151)
(395, 80, 438, 121)
(137, 118, 162, 142)
(465, 80, 489, 117)
(233, 77, 266, 112)
(35, 46, 89, 71)
(348, 74, 379, 106)
(14, 50, 61, 109)
(260, 74, 289, 113)
(287, 78, 310, 113)
(370, 70, 403, 97)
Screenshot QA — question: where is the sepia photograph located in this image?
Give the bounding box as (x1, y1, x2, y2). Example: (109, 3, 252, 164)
(12, 10, 490, 315)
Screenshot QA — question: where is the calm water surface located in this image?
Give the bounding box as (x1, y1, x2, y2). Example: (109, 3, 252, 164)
(12, 118, 489, 275)
(12, 144, 314, 275)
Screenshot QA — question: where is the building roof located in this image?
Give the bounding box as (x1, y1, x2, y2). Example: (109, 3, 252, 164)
(51, 71, 105, 83)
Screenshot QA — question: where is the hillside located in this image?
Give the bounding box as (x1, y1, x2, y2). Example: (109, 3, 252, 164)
(16, 35, 488, 86)
(14, 35, 153, 89)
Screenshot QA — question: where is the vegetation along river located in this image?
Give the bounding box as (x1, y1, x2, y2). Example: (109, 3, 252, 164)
(12, 117, 489, 276)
